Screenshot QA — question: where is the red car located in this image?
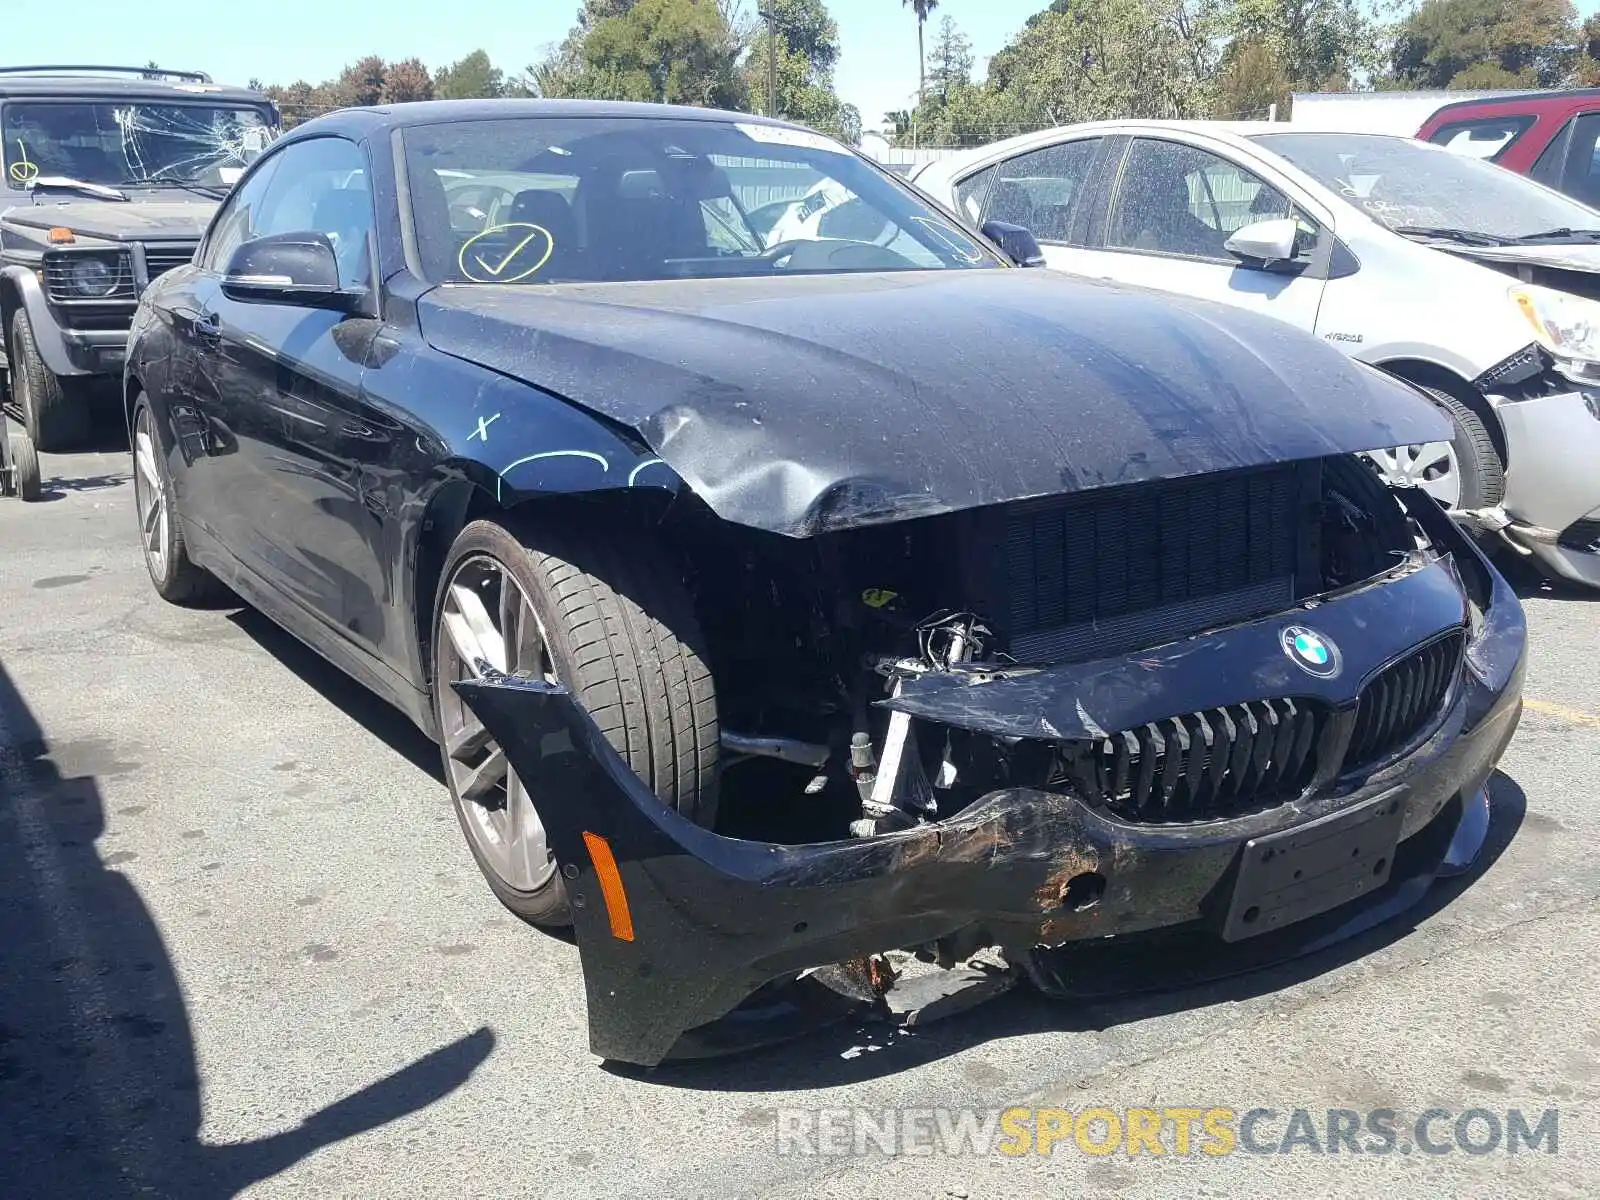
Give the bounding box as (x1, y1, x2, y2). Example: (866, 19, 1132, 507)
(1417, 89, 1600, 207)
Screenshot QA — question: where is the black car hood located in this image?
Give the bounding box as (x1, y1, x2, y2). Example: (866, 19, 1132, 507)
(418, 269, 1446, 536)
(2, 198, 215, 242)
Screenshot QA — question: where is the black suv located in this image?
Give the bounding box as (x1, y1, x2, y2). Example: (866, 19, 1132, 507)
(0, 66, 278, 449)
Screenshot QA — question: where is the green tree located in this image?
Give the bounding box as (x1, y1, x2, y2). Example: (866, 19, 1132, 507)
(1579, 13, 1600, 84)
(1222, 0, 1368, 90)
(985, 0, 1217, 127)
(265, 81, 324, 128)
(434, 50, 505, 99)
(577, 0, 748, 108)
(927, 14, 974, 101)
(894, 14, 1017, 148)
(1389, 0, 1577, 89)
(331, 55, 388, 108)
(381, 58, 435, 104)
(903, 0, 941, 105)
(899, 81, 1028, 147)
(1214, 38, 1292, 117)
(763, 0, 841, 74)
(740, 0, 860, 139)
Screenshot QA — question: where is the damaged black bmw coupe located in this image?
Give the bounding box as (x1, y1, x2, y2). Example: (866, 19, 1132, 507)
(126, 100, 1525, 1065)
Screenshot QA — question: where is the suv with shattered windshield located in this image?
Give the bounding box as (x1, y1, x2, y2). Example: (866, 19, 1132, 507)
(0, 66, 277, 449)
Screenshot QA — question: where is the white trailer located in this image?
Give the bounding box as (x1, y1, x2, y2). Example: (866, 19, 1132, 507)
(1288, 89, 1535, 137)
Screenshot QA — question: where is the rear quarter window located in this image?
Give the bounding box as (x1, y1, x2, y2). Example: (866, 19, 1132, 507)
(1426, 116, 1535, 162)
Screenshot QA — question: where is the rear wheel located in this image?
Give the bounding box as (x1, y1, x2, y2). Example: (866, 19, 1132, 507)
(9, 309, 90, 452)
(432, 515, 720, 926)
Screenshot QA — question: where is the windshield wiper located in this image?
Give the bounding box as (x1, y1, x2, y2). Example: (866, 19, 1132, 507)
(1391, 225, 1506, 247)
(26, 176, 128, 202)
(120, 176, 228, 200)
(1508, 228, 1600, 244)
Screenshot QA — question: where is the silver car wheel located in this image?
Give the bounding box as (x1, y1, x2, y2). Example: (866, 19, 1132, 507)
(133, 412, 171, 579)
(436, 554, 558, 895)
(1361, 441, 1462, 509)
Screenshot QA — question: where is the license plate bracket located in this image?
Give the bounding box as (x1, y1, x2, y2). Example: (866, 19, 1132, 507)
(1221, 789, 1407, 942)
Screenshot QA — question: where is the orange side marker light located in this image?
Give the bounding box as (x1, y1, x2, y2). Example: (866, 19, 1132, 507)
(48, 227, 75, 244)
(581, 831, 635, 942)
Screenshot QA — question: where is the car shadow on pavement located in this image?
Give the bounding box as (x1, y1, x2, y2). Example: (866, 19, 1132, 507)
(1500, 553, 1599, 602)
(224, 606, 445, 781)
(0, 661, 493, 1199)
(624, 772, 1526, 1092)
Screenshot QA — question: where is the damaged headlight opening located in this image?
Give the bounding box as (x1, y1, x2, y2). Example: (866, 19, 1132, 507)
(1510, 284, 1600, 369)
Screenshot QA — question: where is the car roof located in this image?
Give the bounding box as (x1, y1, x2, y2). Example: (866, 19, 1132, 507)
(0, 68, 268, 105)
(911, 119, 1409, 189)
(1424, 87, 1600, 123)
(281, 98, 802, 144)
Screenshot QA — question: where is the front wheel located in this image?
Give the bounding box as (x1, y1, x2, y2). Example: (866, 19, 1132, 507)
(9, 432, 40, 501)
(1363, 385, 1504, 512)
(9, 309, 89, 452)
(432, 515, 720, 926)
(131, 397, 220, 603)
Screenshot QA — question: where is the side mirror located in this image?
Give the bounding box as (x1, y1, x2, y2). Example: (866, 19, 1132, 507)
(981, 219, 1046, 267)
(1224, 218, 1304, 270)
(222, 231, 362, 310)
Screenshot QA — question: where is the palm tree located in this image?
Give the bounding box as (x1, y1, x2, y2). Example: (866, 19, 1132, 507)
(902, 0, 940, 106)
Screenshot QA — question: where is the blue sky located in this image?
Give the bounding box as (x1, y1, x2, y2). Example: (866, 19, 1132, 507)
(3, 0, 1045, 133)
(10, 0, 1598, 135)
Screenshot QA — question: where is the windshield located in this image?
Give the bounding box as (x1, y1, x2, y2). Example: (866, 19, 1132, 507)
(400, 117, 1002, 285)
(2, 101, 276, 192)
(1252, 132, 1600, 240)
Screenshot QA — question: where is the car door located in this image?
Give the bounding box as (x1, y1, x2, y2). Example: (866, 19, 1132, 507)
(1064, 136, 1329, 333)
(965, 136, 1114, 275)
(1530, 111, 1600, 206)
(156, 154, 280, 524)
(198, 135, 402, 661)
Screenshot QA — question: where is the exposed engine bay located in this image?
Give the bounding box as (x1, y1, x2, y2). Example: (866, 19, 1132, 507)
(659, 452, 1418, 846)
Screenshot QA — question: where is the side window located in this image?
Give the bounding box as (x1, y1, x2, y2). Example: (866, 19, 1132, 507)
(199, 157, 280, 270)
(1531, 120, 1572, 186)
(1426, 116, 1534, 162)
(981, 140, 1099, 243)
(953, 166, 996, 224)
(243, 137, 373, 289)
(1108, 139, 1306, 262)
(1557, 113, 1600, 207)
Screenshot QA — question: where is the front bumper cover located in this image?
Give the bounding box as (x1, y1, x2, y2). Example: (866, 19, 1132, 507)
(1489, 384, 1600, 586)
(1, 263, 125, 378)
(455, 495, 1526, 1067)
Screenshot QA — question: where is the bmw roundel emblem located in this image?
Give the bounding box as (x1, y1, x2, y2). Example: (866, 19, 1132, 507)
(1281, 625, 1342, 679)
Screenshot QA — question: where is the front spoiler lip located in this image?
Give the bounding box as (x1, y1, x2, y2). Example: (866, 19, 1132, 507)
(452, 495, 1527, 1068)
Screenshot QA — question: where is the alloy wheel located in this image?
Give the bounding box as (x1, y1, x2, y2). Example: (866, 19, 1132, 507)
(1361, 441, 1462, 509)
(436, 555, 559, 894)
(133, 411, 172, 579)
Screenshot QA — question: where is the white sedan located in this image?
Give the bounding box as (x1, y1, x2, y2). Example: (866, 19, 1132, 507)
(915, 121, 1600, 588)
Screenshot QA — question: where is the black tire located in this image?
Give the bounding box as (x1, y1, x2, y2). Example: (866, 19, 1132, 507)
(131, 396, 220, 603)
(1416, 384, 1505, 510)
(9, 309, 90, 452)
(433, 514, 720, 925)
(11, 433, 40, 501)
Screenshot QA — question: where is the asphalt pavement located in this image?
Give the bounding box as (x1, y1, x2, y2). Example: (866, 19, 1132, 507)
(2, 434, 1597, 1199)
